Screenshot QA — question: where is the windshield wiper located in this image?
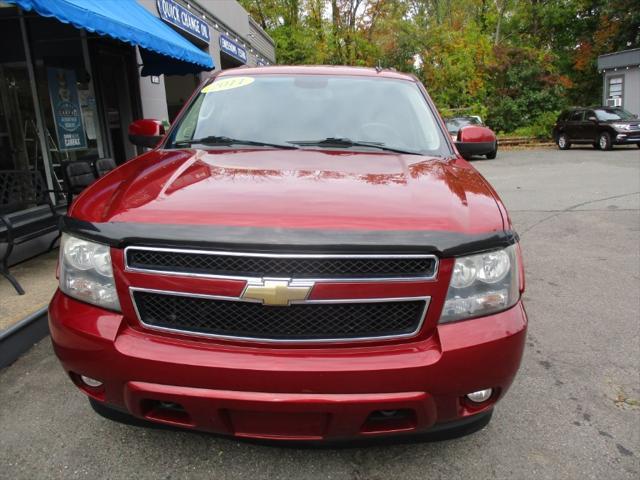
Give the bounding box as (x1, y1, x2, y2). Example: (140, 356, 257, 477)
(288, 137, 422, 155)
(173, 135, 299, 150)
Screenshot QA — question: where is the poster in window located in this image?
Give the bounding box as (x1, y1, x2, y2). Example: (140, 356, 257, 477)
(47, 67, 87, 150)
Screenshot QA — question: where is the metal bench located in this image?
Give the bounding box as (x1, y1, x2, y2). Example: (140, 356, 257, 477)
(0, 170, 61, 295)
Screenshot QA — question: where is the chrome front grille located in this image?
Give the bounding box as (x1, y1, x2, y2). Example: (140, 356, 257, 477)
(126, 247, 436, 342)
(131, 289, 429, 342)
(125, 247, 438, 280)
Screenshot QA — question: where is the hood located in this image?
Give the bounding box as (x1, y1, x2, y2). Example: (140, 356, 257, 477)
(70, 148, 505, 235)
(605, 119, 640, 127)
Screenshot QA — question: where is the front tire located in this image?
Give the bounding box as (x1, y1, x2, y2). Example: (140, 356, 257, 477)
(486, 142, 498, 159)
(557, 133, 571, 150)
(598, 132, 612, 150)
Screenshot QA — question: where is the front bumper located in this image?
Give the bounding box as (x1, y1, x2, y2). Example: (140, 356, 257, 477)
(455, 140, 496, 156)
(614, 132, 640, 144)
(49, 291, 527, 441)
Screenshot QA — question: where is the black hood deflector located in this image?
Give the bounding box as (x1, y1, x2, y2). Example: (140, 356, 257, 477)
(61, 216, 518, 257)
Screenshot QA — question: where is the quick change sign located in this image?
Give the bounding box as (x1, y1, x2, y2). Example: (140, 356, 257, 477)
(156, 0, 210, 45)
(219, 34, 247, 64)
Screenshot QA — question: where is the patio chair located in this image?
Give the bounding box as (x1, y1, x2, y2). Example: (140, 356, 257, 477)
(62, 160, 96, 203)
(94, 158, 117, 177)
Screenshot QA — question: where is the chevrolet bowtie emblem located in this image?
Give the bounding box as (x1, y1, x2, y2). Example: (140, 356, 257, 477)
(242, 279, 312, 306)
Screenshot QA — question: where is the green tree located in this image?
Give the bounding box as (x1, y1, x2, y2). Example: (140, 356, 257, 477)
(239, 0, 638, 133)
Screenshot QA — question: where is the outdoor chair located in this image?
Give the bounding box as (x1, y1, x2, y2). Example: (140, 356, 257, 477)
(94, 158, 117, 177)
(62, 160, 97, 203)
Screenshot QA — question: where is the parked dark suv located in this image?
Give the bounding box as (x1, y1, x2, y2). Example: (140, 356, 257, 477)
(553, 107, 640, 150)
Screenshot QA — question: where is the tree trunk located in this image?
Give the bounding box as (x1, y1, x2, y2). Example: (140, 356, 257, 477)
(331, 0, 342, 63)
(494, 0, 508, 45)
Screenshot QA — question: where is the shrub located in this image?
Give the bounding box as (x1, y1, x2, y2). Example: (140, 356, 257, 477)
(510, 110, 559, 139)
(484, 46, 568, 133)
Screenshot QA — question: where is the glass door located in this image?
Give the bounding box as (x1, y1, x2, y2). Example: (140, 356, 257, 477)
(0, 7, 38, 173)
(92, 42, 138, 165)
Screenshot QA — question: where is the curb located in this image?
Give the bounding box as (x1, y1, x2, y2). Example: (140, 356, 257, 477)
(0, 307, 49, 368)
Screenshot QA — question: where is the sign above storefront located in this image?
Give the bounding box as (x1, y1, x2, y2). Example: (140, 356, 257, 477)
(156, 0, 210, 45)
(219, 34, 247, 64)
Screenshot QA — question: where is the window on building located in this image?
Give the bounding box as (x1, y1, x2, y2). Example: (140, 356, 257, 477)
(0, 6, 39, 172)
(26, 15, 102, 166)
(607, 76, 623, 107)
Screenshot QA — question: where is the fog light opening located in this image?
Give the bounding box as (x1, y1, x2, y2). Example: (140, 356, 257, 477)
(361, 409, 417, 434)
(142, 399, 193, 427)
(466, 388, 493, 404)
(80, 375, 103, 388)
(379, 410, 398, 417)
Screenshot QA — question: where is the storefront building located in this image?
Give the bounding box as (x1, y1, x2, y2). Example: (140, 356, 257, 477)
(139, 0, 275, 121)
(0, 0, 274, 263)
(598, 48, 640, 116)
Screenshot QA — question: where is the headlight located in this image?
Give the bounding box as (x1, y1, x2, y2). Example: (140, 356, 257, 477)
(439, 244, 520, 323)
(59, 233, 121, 311)
(612, 123, 630, 131)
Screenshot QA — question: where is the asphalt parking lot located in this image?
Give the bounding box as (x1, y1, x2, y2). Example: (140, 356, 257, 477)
(1, 147, 639, 479)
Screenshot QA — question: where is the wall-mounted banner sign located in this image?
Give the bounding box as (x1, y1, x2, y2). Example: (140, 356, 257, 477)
(47, 67, 87, 151)
(156, 0, 210, 45)
(219, 34, 247, 64)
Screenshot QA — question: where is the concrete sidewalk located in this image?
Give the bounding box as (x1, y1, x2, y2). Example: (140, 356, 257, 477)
(0, 250, 58, 333)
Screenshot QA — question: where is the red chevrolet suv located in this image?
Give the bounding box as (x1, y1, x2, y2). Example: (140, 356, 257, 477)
(49, 66, 527, 442)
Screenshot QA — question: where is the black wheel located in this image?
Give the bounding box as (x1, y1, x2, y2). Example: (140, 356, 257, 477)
(486, 142, 498, 159)
(592, 143, 599, 149)
(598, 131, 612, 150)
(557, 133, 571, 150)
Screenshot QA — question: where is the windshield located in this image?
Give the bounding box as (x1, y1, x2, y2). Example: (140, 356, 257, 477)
(167, 75, 447, 155)
(445, 117, 481, 133)
(594, 108, 635, 121)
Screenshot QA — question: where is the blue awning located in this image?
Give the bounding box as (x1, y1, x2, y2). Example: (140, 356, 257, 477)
(6, 0, 214, 74)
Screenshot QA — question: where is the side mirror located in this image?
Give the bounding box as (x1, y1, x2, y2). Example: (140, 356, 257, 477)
(587, 116, 597, 122)
(454, 125, 496, 159)
(128, 119, 166, 148)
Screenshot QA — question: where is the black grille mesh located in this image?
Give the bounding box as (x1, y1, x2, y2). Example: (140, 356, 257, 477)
(133, 291, 425, 340)
(127, 249, 436, 279)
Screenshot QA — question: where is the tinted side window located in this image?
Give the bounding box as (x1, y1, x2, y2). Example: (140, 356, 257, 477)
(570, 111, 584, 121)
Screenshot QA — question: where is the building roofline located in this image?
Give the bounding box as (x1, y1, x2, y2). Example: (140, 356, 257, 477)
(248, 17, 275, 48)
(184, 0, 276, 63)
(598, 47, 640, 59)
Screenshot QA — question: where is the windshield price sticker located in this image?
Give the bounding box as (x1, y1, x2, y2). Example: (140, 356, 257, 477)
(202, 77, 255, 93)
